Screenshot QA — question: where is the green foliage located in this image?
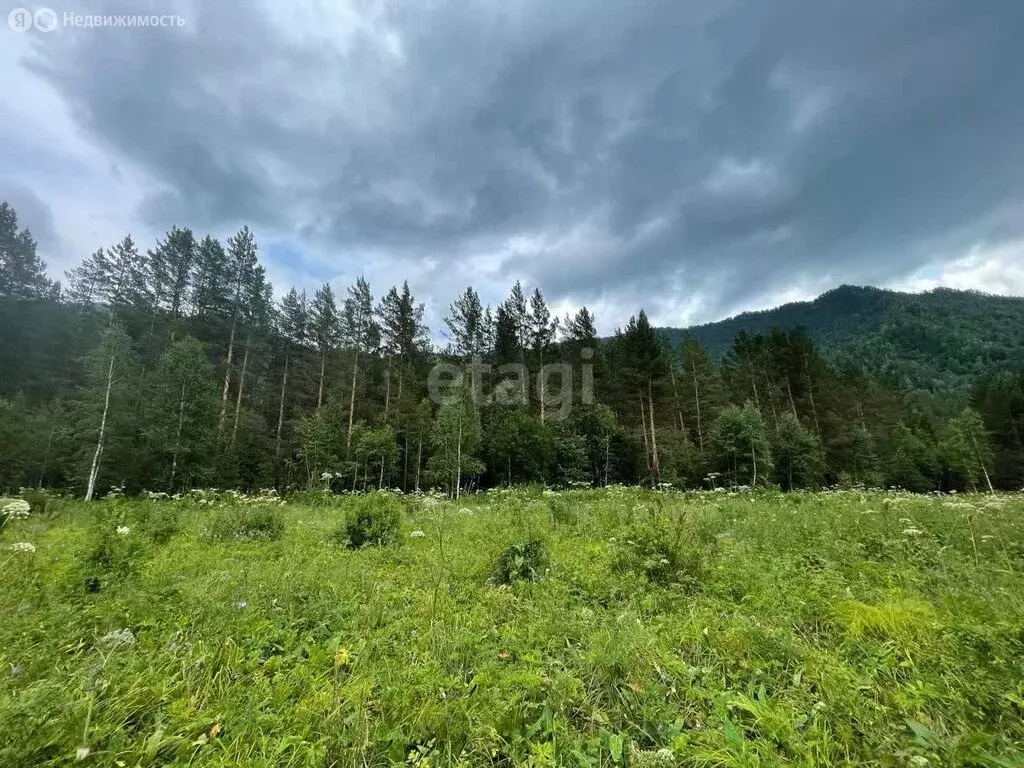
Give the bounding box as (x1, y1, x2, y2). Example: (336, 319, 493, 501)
(20, 488, 53, 517)
(207, 505, 285, 541)
(612, 521, 707, 590)
(492, 538, 549, 584)
(708, 402, 773, 486)
(338, 492, 402, 548)
(131, 502, 183, 544)
(70, 505, 150, 593)
(773, 412, 824, 489)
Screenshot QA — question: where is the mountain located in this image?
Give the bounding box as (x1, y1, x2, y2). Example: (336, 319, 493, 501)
(657, 285, 1024, 392)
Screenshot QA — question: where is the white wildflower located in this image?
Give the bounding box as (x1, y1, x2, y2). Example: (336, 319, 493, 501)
(75, 746, 91, 761)
(236, 600, 248, 609)
(902, 527, 923, 536)
(99, 628, 136, 648)
(116, 525, 130, 536)
(7, 542, 36, 553)
(1, 499, 31, 518)
(410, 530, 426, 538)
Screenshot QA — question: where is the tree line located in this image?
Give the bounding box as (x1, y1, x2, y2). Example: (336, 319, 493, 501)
(1, 201, 1022, 496)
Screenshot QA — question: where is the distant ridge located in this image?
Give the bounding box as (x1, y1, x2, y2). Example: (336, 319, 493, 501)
(656, 285, 1024, 391)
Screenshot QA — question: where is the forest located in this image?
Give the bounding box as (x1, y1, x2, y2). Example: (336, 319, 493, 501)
(2, 199, 1023, 497)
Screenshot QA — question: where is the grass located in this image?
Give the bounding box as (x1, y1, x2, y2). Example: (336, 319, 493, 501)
(1, 487, 1023, 767)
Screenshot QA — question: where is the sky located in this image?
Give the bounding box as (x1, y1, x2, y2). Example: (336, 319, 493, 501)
(3, 0, 1024, 336)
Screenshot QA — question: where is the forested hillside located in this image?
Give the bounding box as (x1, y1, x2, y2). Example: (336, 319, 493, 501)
(2, 200, 1024, 495)
(660, 285, 1024, 392)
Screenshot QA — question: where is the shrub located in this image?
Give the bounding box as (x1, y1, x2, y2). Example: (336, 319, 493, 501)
(21, 489, 53, 517)
(208, 506, 285, 541)
(337, 492, 403, 548)
(546, 496, 578, 526)
(493, 539, 549, 585)
(612, 523, 707, 590)
(71, 508, 149, 593)
(132, 503, 183, 544)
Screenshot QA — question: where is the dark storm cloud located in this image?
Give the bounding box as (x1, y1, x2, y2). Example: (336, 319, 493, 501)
(16, 0, 1024, 324)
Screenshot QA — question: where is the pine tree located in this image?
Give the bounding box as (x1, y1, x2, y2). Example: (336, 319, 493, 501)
(0, 202, 56, 300)
(341, 277, 379, 454)
(276, 288, 309, 457)
(149, 226, 196, 320)
(309, 284, 341, 409)
(230, 263, 273, 444)
(190, 236, 230, 319)
(218, 227, 259, 432)
(444, 286, 486, 359)
(528, 288, 558, 422)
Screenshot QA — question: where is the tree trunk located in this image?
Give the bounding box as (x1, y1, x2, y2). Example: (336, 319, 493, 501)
(748, 362, 761, 412)
(804, 357, 822, 439)
(275, 354, 289, 457)
(539, 350, 545, 424)
(231, 334, 251, 444)
(403, 432, 410, 491)
(604, 435, 610, 487)
(751, 444, 758, 487)
(415, 429, 423, 492)
(85, 352, 116, 501)
(648, 379, 660, 482)
(37, 424, 55, 488)
(379, 453, 385, 490)
(968, 427, 996, 494)
(346, 350, 359, 455)
(455, 411, 463, 500)
(639, 396, 652, 481)
(785, 377, 798, 417)
(669, 366, 686, 435)
(383, 355, 393, 423)
(218, 320, 236, 433)
(170, 379, 186, 492)
(317, 347, 326, 409)
(691, 359, 704, 453)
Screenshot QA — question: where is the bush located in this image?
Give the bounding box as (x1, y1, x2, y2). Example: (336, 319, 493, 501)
(21, 489, 53, 517)
(132, 503, 183, 544)
(546, 496, 578, 526)
(612, 523, 707, 590)
(208, 506, 285, 541)
(493, 539, 549, 585)
(337, 492, 402, 548)
(71, 507, 149, 593)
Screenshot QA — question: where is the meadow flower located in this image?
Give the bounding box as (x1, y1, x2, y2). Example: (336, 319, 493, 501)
(236, 600, 248, 609)
(410, 530, 426, 538)
(116, 525, 130, 536)
(7, 542, 36, 553)
(75, 746, 90, 761)
(902, 527, 923, 535)
(99, 628, 136, 648)
(1, 498, 31, 519)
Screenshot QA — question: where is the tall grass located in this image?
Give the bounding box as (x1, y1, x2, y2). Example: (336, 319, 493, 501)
(1, 488, 1022, 766)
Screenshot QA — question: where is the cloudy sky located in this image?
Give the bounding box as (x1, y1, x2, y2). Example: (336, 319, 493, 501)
(3, 0, 1024, 334)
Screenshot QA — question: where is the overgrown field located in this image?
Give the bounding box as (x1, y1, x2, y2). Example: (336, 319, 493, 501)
(2, 488, 1023, 767)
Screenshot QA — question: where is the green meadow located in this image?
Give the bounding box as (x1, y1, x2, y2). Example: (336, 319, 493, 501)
(2, 488, 1023, 767)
